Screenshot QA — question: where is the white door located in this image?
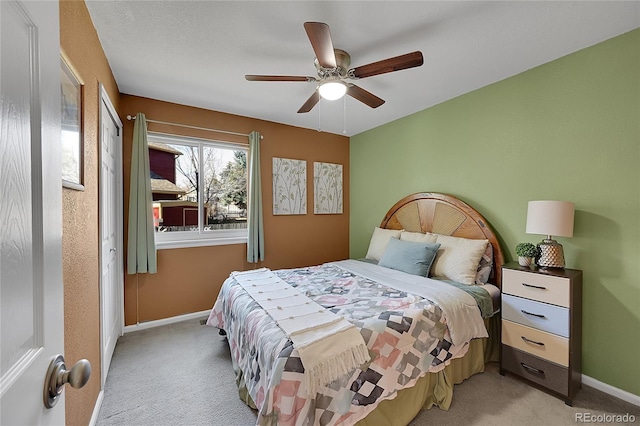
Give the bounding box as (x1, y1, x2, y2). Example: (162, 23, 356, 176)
(99, 86, 124, 386)
(1, 0, 66, 425)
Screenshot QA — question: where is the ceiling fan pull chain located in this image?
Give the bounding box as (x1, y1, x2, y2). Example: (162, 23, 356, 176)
(317, 98, 322, 132)
(343, 95, 347, 135)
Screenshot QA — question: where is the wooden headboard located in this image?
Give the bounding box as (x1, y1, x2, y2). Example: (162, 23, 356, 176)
(380, 192, 505, 288)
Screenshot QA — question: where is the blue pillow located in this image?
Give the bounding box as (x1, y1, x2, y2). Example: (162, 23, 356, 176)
(378, 237, 441, 277)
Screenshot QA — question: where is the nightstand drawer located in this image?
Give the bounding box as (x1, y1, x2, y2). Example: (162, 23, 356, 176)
(502, 294, 569, 337)
(503, 269, 570, 307)
(502, 320, 569, 366)
(502, 345, 568, 395)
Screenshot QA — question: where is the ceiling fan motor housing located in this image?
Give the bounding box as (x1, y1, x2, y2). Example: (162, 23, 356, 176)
(314, 49, 351, 80)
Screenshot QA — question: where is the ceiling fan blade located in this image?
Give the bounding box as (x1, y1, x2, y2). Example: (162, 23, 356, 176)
(245, 75, 316, 82)
(347, 84, 385, 108)
(297, 91, 320, 113)
(303, 22, 336, 69)
(349, 51, 424, 79)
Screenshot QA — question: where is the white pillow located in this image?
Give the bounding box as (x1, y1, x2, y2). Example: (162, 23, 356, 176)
(431, 234, 489, 285)
(365, 227, 402, 261)
(400, 231, 438, 244)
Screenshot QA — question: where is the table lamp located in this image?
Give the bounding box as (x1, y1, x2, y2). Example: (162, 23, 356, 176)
(525, 200, 575, 268)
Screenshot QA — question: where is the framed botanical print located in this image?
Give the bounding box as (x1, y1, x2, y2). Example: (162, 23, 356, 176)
(61, 53, 84, 190)
(314, 162, 343, 214)
(272, 157, 307, 215)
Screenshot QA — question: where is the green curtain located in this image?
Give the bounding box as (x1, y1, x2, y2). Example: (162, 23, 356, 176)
(127, 113, 157, 274)
(247, 131, 264, 263)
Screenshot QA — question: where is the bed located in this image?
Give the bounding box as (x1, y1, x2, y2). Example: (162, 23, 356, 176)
(207, 192, 505, 425)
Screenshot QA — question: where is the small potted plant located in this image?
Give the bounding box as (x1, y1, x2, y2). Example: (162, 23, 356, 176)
(515, 242, 538, 267)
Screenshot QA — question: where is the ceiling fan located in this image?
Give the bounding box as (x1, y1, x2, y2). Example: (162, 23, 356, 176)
(245, 22, 424, 113)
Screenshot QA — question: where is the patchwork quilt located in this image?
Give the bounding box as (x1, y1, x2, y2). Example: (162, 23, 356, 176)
(207, 261, 489, 425)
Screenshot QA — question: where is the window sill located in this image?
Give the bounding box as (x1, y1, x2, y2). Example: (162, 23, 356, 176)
(156, 236, 247, 250)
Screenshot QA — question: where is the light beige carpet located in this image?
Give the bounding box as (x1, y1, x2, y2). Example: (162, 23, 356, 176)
(97, 319, 639, 426)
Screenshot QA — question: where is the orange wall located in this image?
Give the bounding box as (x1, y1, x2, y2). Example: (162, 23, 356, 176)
(59, 1, 121, 425)
(120, 96, 350, 325)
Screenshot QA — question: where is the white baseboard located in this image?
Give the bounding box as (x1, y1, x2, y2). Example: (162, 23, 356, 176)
(583, 374, 640, 407)
(123, 310, 211, 334)
(88, 389, 104, 426)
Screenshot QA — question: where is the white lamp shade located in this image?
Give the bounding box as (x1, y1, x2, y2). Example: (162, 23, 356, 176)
(318, 81, 347, 100)
(526, 200, 575, 238)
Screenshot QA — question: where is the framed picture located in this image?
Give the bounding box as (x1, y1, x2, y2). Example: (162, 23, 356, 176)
(61, 53, 84, 190)
(314, 162, 343, 214)
(272, 157, 307, 215)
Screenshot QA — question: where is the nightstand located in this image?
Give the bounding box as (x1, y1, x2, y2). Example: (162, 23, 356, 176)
(500, 262, 582, 405)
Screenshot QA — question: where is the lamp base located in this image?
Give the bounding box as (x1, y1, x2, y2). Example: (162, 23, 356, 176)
(536, 239, 565, 268)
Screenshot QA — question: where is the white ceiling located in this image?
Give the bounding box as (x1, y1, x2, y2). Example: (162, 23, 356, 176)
(85, 1, 639, 137)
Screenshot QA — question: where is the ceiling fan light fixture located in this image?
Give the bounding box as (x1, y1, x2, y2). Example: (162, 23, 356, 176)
(318, 81, 347, 101)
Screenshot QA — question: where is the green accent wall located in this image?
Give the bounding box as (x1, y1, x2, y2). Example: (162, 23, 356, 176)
(350, 29, 639, 396)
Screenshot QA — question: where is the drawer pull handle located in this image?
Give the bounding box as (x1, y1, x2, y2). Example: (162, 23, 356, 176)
(521, 309, 546, 319)
(521, 363, 544, 375)
(521, 336, 545, 346)
(522, 282, 547, 290)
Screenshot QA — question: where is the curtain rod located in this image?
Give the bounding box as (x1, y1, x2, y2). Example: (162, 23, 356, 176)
(126, 114, 262, 139)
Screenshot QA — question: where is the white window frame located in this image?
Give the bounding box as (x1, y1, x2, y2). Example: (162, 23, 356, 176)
(148, 132, 248, 250)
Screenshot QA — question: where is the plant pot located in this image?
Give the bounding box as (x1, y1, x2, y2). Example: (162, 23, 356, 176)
(518, 256, 533, 267)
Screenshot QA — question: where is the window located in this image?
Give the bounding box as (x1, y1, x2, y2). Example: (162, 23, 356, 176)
(148, 132, 248, 249)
